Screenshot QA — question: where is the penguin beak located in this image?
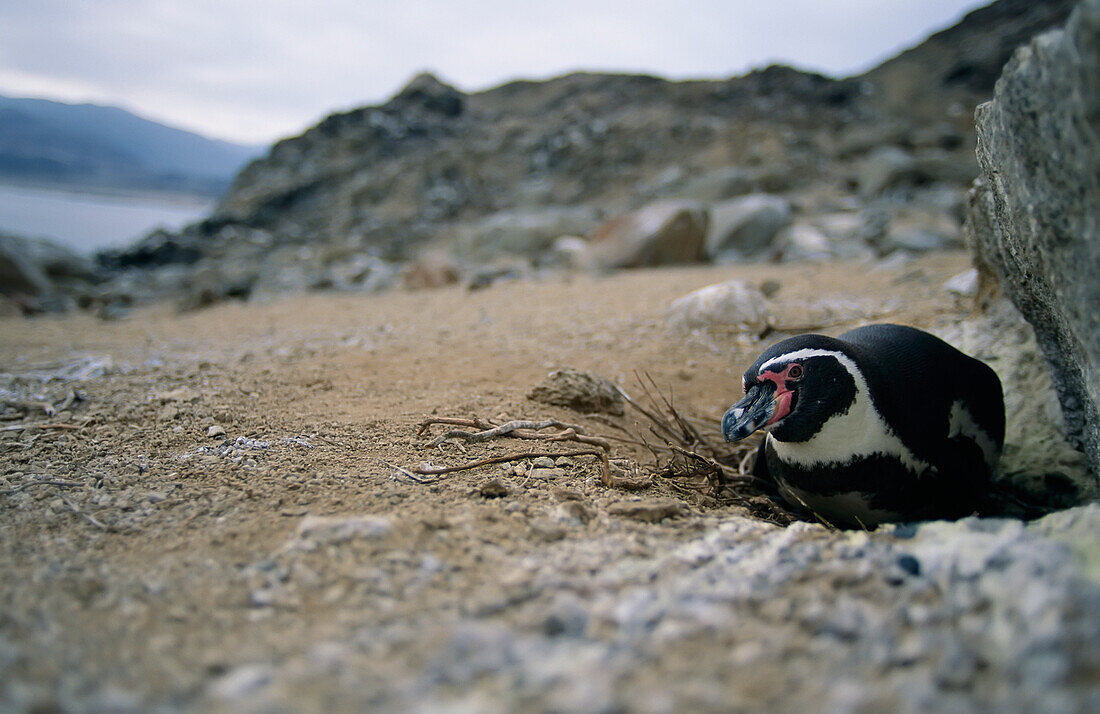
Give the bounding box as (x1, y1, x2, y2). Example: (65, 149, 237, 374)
(722, 381, 779, 442)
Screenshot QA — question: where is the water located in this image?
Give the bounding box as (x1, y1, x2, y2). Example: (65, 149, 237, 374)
(0, 182, 215, 255)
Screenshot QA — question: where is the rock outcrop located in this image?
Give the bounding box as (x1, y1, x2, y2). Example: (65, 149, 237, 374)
(971, 0, 1100, 477)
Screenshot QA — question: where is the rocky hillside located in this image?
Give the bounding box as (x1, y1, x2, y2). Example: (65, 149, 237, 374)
(5, 0, 1075, 314)
(863, 0, 1077, 121)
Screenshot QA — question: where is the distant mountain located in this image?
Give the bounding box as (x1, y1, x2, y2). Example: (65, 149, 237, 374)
(0, 96, 265, 196)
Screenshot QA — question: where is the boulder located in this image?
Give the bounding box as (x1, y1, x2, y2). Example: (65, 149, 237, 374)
(176, 263, 256, 312)
(858, 146, 919, 196)
(587, 201, 708, 269)
(401, 252, 459, 290)
(776, 222, 832, 262)
(0, 235, 52, 297)
(706, 194, 791, 258)
(971, 0, 1100, 476)
(0, 233, 101, 312)
(673, 166, 756, 203)
(543, 236, 593, 271)
(451, 207, 598, 262)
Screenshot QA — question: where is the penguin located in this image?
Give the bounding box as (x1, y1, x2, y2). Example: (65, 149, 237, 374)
(722, 324, 1004, 528)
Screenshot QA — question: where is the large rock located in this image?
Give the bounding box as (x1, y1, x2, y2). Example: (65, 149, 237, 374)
(0, 233, 101, 312)
(971, 0, 1100, 476)
(706, 194, 791, 258)
(857, 147, 975, 196)
(0, 234, 52, 297)
(450, 207, 598, 262)
(587, 201, 708, 269)
(672, 166, 756, 203)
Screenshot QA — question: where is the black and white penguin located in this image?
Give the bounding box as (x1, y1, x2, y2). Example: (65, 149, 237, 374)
(722, 324, 1005, 528)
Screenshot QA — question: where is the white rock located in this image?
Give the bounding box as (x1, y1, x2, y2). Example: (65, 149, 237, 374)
(667, 280, 769, 335)
(943, 268, 979, 297)
(283, 514, 393, 551)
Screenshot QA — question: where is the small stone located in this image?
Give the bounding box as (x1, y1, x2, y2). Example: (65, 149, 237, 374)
(551, 487, 583, 501)
(760, 279, 782, 298)
(206, 425, 226, 438)
(529, 519, 567, 542)
(943, 269, 979, 297)
(159, 387, 200, 402)
(896, 554, 922, 577)
(528, 467, 566, 481)
(532, 456, 556, 469)
(607, 498, 688, 522)
(207, 664, 274, 700)
(479, 479, 509, 498)
(284, 514, 392, 550)
(556, 501, 596, 524)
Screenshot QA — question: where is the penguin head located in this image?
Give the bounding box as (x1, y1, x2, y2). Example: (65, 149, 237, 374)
(722, 335, 858, 444)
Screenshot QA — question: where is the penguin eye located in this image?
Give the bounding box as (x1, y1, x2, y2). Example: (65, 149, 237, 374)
(787, 364, 804, 380)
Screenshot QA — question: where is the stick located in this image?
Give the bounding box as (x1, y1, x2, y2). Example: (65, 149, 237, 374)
(421, 417, 612, 450)
(0, 422, 82, 433)
(384, 460, 435, 484)
(59, 493, 113, 532)
(0, 479, 84, 495)
(409, 449, 607, 476)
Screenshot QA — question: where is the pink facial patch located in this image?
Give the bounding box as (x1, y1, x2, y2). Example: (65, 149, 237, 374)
(757, 363, 802, 426)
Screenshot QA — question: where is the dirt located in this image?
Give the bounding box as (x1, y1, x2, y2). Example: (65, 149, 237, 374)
(0, 252, 975, 710)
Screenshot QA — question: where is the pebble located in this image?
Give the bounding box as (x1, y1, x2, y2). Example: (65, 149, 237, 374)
(943, 268, 979, 297)
(206, 425, 226, 438)
(551, 487, 583, 501)
(607, 498, 688, 522)
(206, 664, 275, 700)
(479, 480, 510, 498)
(556, 501, 596, 524)
(283, 514, 393, 550)
(527, 467, 567, 481)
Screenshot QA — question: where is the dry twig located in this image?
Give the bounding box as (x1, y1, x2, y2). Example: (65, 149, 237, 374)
(616, 373, 798, 525)
(0, 479, 84, 496)
(418, 416, 611, 449)
(412, 415, 651, 490)
(58, 492, 115, 532)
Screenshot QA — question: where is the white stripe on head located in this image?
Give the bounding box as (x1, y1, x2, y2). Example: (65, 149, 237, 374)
(761, 348, 930, 473)
(759, 348, 852, 374)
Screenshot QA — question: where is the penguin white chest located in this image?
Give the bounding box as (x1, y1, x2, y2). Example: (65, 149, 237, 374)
(767, 388, 929, 473)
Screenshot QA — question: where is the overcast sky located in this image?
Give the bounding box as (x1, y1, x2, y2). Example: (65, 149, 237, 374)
(0, 0, 990, 146)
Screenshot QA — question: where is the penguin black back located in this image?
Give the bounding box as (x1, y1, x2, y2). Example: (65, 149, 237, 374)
(837, 324, 1005, 472)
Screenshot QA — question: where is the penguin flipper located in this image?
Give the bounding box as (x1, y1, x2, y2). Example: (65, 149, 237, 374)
(923, 436, 993, 519)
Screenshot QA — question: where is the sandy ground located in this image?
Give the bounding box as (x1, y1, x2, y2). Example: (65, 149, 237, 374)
(0, 252, 975, 710)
